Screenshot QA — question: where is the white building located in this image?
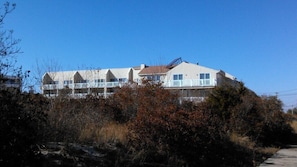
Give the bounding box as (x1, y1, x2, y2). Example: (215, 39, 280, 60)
(42, 58, 236, 100)
(0, 75, 22, 90)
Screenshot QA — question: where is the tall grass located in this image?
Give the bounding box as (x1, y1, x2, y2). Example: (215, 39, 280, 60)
(229, 132, 255, 149)
(80, 122, 129, 144)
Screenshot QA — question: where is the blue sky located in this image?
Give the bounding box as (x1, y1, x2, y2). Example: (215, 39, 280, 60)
(3, 0, 297, 110)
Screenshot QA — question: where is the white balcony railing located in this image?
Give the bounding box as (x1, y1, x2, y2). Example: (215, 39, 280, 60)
(43, 79, 216, 91)
(42, 84, 58, 90)
(4, 83, 21, 88)
(162, 79, 216, 87)
(74, 83, 88, 89)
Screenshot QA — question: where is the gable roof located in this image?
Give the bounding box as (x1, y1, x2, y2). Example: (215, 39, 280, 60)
(138, 66, 170, 75)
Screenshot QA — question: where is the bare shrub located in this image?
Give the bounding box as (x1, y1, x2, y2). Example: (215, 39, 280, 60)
(45, 96, 115, 143)
(229, 132, 255, 150)
(80, 121, 128, 144)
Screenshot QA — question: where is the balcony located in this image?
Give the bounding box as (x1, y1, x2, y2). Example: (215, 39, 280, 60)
(63, 84, 73, 89)
(162, 79, 216, 88)
(73, 81, 128, 89)
(43, 79, 215, 91)
(74, 83, 88, 89)
(42, 84, 59, 90)
(4, 83, 21, 88)
(92, 82, 105, 88)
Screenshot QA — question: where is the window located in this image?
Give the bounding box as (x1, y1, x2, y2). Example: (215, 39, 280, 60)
(77, 80, 89, 83)
(173, 74, 183, 80)
(63, 80, 73, 85)
(156, 75, 160, 81)
(173, 74, 183, 86)
(200, 73, 210, 85)
(110, 78, 118, 82)
(48, 81, 58, 84)
(146, 75, 161, 81)
(94, 79, 105, 87)
(119, 78, 127, 82)
(95, 79, 105, 83)
(146, 75, 152, 80)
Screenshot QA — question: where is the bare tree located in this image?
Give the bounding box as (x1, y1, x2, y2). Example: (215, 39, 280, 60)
(0, 2, 21, 76)
(32, 58, 62, 93)
(0, 1, 26, 93)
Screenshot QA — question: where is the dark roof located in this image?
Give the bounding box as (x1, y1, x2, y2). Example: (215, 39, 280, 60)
(138, 66, 170, 75)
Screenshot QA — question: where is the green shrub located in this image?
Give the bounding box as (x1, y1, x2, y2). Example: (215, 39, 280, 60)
(206, 82, 293, 147)
(258, 96, 293, 145)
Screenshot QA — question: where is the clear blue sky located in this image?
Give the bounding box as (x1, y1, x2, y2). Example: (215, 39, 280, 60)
(3, 0, 297, 111)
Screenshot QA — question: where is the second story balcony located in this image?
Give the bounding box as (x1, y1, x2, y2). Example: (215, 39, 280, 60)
(42, 84, 59, 90)
(73, 81, 128, 89)
(42, 79, 216, 91)
(162, 79, 216, 88)
(74, 83, 88, 89)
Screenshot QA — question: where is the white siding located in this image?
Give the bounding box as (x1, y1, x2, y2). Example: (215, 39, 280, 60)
(41, 60, 236, 97)
(167, 62, 218, 79)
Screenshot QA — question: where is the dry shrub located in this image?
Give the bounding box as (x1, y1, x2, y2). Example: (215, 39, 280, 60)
(80, 122, 129, 144)
(258, 147, 279, 155)
(229, 132, 255, 150)
(289, 118, 297, 133)
(129, 109, 218, 166)
(127, 82, 226, 166)
(45, 96, 115, 142)
(111, 86, 138, 123)
(79, 122, 99, 142)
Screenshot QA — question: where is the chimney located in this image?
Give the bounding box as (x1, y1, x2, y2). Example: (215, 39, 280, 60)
(140, 64, 146, 70)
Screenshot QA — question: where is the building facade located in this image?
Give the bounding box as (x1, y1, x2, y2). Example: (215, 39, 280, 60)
(41, 58, 236, 100)
(0, 75, 22, 91)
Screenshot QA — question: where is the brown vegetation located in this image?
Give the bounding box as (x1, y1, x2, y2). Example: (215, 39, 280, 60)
(0, 80, 295, 166)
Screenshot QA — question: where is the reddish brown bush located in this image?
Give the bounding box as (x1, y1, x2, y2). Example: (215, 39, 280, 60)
(110, 85, 138, 123)
(125, 82, 226, 166)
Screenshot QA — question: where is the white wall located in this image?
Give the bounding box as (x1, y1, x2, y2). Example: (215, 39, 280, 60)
(165, 62, 218, 81)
